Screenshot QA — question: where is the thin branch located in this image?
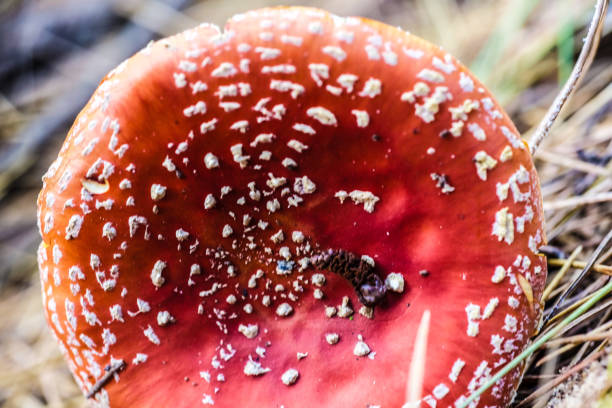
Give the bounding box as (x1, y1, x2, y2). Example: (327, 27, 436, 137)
(528, 0, 609, 155)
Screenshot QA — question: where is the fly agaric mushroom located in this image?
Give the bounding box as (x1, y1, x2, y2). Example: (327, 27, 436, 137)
(37, 7, 547, 408)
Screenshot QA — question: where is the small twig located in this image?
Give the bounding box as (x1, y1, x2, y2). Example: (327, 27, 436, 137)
(528, 0, 609, 155)
(544, 192, 612, 211)
(537, 149, 612, 176)
(536, 343, 576, 367)
(548, 258, 612, 275)
(85, 359, 126, 399)
(542, 246, 583, 302)
(544, 228, 612, 326)
(545, 329, 612, 347)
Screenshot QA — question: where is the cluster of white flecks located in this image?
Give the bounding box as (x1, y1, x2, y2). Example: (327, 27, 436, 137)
(37, 7, 544, 408)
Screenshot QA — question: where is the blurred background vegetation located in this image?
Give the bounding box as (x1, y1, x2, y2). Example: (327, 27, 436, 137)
(0, 0, 611, 406)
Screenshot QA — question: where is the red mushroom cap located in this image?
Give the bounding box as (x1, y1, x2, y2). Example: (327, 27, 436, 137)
(37, 7, 547, 408)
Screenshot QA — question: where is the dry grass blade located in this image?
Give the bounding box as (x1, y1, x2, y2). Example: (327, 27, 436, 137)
(544, 229, 612, 326)
(547, 258, 612, 275)
(542, 246, 583, 302)
(528, 0, 609, 154)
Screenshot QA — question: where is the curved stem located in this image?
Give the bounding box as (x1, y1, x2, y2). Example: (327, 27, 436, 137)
(528, 0, 608, 155)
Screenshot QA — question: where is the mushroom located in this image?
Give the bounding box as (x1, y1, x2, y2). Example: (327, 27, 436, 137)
(37, 7, 547, 408)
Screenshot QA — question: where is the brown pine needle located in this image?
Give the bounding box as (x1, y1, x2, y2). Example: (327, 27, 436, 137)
(548, 258, 612, 275)
(544, 192, 612, 211)
(546, 330, 612, 347)
(543, 246, 583, 302)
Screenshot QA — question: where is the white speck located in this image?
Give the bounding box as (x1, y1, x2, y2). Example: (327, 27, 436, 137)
(102, 222, 116, 241)
(281, 34, 303, 46)
(281, 368, 299, 385)
(492, 265, 507, 283)
(276, 302, 293, 317)
(132, 353, 148, 365)
(415, 86, 451, 123)
(204, 194, 216, 210)
(119, 179, 131, 190)
(306, 107, 337, 126)
(449, 121, 464, 137)
(203, 153, 219, 169)
(183, 101, 207, 117)
(261, 64, 296, 74)
(65, 215, 83, 240)
(359, 78, 382, 98)
(222, 224, 233, 238)
(430, 173, 455, 194)
(501, 126, 524, 149)
(297, 352, 308, 360)
(230, 120, 249, 133)
(473, 151, 498, 181)
(175, 228, 189, 241)
(292, 231, 304, 243)
(508, 296, 520, 309)
(270, 79, 304, 99)
(308, 21, 323, 34)
(353, 335, 371, 356)
(417, 68, 444, 83)
(244, 356, 270, 376)
(308, 63, 329, 86)
(287, 139, 308, 153)
(230, 143, 250, 168)
(433, 383, 450, 399)
(266, 199, 281, 213)
(503, 314, 518, 332)
(385, 273, 404, 293)
(403, 48, 424, 59)
(337, 296, 353, 318)
(219, 102, 240, 112)
(200, 118, 217, 134)
(157, 310, 175, 326)
(326, 333, 339, 345)
(294, 176, 316, 194)
(150, 260, 166, 288)
(211, 62, 237, 78)
(335, 30, 354, 43)
(293, 123, 316, 135)
(311, 273, 325, 287)
(282, 158, 297, 169)
(109, 304, 124, 322)
(348, 190, 380, 213)
(483, 297, 499, 319)
(337, 74, 358, 93)
(250, 133, 275, 147)
(150, 184, 167, 201)
(468, 122, 486, 141)
(492, 207, 514, 244)
(351, 110, 370, 127)
(238, 323, 259, 339)
(449, 359, 465, 382)
(255, 46, 281, 60)
(143, 325, 160, 345)
(432, 55, 456, 74)
(459, 72, 474, 92)
(500, 146, 513, 162)
(173, 73, 187, 88)
(322, 45, 346, 61)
